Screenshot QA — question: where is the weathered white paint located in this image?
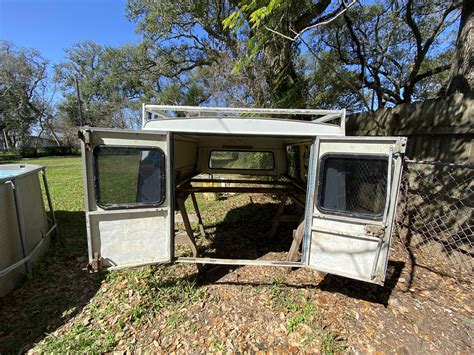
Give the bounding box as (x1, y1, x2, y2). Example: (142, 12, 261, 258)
(81, 128, 173, 270)
(144, 118, 343, 137)
(90, 211, 169, 269)
(306, 136, 406, 285)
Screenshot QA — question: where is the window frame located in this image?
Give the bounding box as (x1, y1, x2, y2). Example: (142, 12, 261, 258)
(316, 153, 390, 221)
(208, 149, 275, 171)
(93, 145, 166, 210)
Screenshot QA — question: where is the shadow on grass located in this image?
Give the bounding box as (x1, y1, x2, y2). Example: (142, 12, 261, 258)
(205, 201, 299, 259)
(198, 261, 404, 307)
(316, 260, 405, 306)
(195, 200, 299, 284)
(193, 200, 404, 306)
(0, 211, 104, 353)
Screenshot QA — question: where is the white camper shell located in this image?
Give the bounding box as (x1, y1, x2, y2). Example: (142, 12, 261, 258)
(79, 105, 407, 285)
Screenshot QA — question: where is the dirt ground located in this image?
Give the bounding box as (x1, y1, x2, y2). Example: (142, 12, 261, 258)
(1, 193, 472, 353)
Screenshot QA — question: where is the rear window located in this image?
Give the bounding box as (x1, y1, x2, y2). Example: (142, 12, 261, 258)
(209, 150, 275, 171)
(317, 155, 388, 219)
(93, 146, 165, 209)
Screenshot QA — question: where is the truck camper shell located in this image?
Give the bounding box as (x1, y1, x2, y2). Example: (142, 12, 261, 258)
(79, 105, 406, 285)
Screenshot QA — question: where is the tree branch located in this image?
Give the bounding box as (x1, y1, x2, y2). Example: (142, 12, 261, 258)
(413, 64, 451, 84)
(299, 36, 372, 112)
(343, 8, 367, 84)
(405, 0, 423, 56)
(403, 0, 459, 101)
(264, 0, 356, 42)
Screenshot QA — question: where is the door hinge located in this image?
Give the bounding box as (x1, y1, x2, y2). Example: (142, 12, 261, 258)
(365, 224, 386, 239)
(394, 138, 407, 154)
(78, 128, 92, 151)
(88, 252, 102, 272)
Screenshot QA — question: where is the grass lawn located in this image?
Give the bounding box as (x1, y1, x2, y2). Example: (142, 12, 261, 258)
(0, 156, 96, 352)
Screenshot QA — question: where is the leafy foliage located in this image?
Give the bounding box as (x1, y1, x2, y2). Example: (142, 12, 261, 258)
(310, 0, 461, 107)
(126, 0, 308, 108)
(0, 41, 52, 147)
(224, 0, 462, 110)
(54, 41, 142, 128)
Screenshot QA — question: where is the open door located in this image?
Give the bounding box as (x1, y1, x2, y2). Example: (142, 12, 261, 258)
(304, 136, 406, 285)
(79, 128, 173, 271)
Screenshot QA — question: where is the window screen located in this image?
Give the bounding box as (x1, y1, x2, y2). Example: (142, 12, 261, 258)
(318, 155, 388, 219)
(209, 150, 274, 170)
(94, 146, 165, 209)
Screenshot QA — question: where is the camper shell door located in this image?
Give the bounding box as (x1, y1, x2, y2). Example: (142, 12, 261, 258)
(304, 136, 406, 285)
(80, 128, 173, 271)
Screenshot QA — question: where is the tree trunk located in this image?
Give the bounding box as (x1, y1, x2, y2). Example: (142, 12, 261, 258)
(2, 129, 11, 150)
(446, 0, 473, 95)
(46, 118, 62, 147)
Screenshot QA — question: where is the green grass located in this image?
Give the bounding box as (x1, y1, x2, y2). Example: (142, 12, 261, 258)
(0, 157, 93, 353)
(40, 323, 117, 353)
(269, 279, 346, 353)
(0, 151, 21, 162)
(39, 265, 204, 351)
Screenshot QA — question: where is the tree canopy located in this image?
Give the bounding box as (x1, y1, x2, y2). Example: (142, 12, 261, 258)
(225, 0, 462, 110)
(0, 41, 51, 148)
(1, 0, 469, 148)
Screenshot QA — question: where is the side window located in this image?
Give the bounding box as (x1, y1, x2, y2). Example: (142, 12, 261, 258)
(317, 155, 388, 219)
(209, 150, 274, 170)
(93, 146, 165, 209)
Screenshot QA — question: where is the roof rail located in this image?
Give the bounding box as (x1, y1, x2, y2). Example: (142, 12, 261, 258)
(142, 104, 346, 134)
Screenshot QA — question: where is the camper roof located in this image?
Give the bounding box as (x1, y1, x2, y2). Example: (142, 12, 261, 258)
(142, 105, 346, 137)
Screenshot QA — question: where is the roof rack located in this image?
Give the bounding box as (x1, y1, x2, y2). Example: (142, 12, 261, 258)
(142, 104, 347, 136)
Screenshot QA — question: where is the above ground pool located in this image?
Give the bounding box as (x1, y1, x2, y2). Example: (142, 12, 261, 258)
(0, 164, 57, 297)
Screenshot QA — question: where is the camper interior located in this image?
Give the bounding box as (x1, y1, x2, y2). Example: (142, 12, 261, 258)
(79, 106, 406, 285)
(171, 133, 310, 264)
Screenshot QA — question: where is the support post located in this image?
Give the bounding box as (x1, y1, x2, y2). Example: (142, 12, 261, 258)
(286, 221, 305, 273)
(268, 193, 288, 239)
(190, 192, 206, 239)
(8, 180, 30, 274)
(41, 168, 58, 238)
(176, 196, 202, 272)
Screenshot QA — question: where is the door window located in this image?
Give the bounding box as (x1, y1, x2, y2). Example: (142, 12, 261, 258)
(317, 155, 388, 219)
(93, 146, 166, 209)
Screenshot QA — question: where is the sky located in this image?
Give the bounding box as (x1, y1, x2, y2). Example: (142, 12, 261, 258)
(0, 0, 140, 63)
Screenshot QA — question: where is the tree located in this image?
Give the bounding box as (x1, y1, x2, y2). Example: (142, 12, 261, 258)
(54, 41, 143, 128)
(126, 0, 349, 108)
(314, 0, 461, 108)
(226, 0, 462, 111)
(0, 41, 53, 148)
(304, 52, 364, 110)
(446, 0, 473, 95)
(224, 0, 358, 108)
(126, 0, 274, 107)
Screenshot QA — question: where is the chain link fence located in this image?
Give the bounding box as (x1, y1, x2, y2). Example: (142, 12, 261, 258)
(393, 159, 473, 281)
